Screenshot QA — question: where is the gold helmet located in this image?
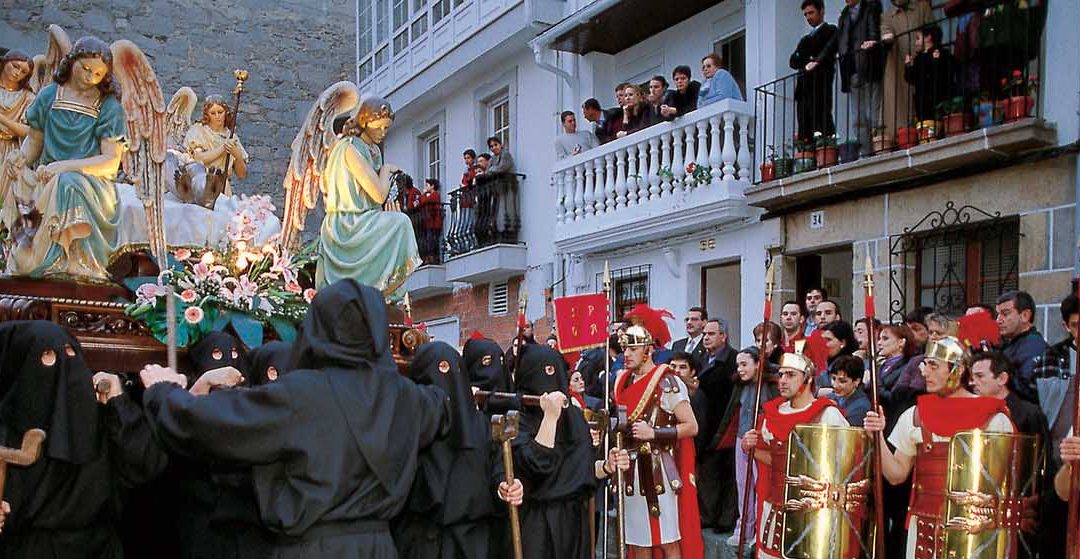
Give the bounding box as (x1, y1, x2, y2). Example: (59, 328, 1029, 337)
(924, 336, 967, 391)
(779, 351, 816, 378)
(621, 304, 674, 348)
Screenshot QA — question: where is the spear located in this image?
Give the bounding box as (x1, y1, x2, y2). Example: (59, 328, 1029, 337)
(1068, 238, 1080, 559)
(509, 289, 528, 387)
(862, 248, 887, 559)
(599, 261, 626, 559)
(736, 258, 775, 558)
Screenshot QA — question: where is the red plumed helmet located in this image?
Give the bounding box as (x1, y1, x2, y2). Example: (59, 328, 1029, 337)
(957, 310, 1001, 351)
(623, 304, 675, 348)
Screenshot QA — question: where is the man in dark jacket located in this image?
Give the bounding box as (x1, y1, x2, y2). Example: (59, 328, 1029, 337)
(996, 290, 1049, 403)
(790, 0, 839, 143)
(694, 319, 738, 531)
(837, 0, 886, 156)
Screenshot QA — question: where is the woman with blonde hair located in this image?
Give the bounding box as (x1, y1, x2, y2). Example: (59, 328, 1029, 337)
(183, 95, 248, 197)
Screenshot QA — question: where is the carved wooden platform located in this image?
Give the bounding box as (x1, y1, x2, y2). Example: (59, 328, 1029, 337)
(0, 276, 424, 375)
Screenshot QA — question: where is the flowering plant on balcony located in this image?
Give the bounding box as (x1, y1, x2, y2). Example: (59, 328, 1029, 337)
(658, 166, 675, 182)
(124, 195, 317, 348)
(685, 162, 712, 186)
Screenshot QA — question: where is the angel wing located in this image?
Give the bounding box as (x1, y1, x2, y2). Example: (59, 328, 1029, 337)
(279, 81, 361, 249)
(110, 40, 169, 267)
(30, 24, 72, 93)
(165, 87, 198, 150)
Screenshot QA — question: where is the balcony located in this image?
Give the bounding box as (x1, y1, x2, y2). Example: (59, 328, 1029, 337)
(747, 1, 1052, 213)
(443, 173, 527, 283)
(553, 99, 756, 254)
(532, 0, 723, 55)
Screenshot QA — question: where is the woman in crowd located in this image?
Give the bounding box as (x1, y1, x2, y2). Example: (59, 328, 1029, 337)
(816, 320, 859, 390)
(729, 344, 780, 547)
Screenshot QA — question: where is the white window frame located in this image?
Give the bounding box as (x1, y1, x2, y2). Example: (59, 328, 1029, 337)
(473, 68, 517, 154)
(425, 133, 441, 182)
(489, 96, 510, 150)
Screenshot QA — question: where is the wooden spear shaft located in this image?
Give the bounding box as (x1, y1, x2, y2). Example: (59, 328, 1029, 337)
(863, 251, 887, 559)
(737, 258, 774, 558)
(1068, 255, 1080, 559)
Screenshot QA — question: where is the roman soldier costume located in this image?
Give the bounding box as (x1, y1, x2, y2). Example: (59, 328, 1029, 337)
(613, 306, 703, 556)
(756, 349, 849, 559)
(886, 337, 1034, 559)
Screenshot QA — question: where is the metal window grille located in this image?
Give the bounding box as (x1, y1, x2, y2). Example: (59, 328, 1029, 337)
(596, 265, 651, 320)
(489, 281, 510, 316)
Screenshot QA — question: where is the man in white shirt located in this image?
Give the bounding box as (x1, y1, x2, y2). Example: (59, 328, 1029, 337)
(671, 306, 708, 364)
(554, 111, 598, 159)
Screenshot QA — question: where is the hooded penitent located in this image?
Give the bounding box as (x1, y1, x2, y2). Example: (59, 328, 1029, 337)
(189, 331, 248, 378)
(0, 320, 166, 559)
(246, 341, 293, 386)
(394, 341, 494, 559)
(463, 337, 508, 392)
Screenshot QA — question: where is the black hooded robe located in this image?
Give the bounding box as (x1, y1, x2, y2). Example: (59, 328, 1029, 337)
(510, 344, 596, 559)
(393, 341, 497, 559)
(141, 280, 448, 559)
(0, 321, 167, 559)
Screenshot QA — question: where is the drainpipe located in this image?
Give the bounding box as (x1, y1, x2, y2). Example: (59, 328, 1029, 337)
(531, 43, 575, 91)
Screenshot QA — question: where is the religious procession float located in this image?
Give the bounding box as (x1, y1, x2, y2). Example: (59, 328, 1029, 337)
(0, 25, 427, 375)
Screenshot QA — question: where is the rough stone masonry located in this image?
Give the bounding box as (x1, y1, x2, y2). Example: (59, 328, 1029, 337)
(0, 0, 356, 236)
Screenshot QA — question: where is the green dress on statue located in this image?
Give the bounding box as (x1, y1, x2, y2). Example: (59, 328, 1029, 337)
(315, 136, 420, 301)
(13, 84, 126, 280)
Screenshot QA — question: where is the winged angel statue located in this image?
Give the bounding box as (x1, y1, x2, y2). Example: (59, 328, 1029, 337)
(279, 82, 420, 301)
(162, 85, 249, 208)
(1, 26, 276, 281)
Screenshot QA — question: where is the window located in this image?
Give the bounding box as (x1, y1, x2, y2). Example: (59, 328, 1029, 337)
(431, 0, 450, 24)
(489, 281, 510, 315)
(392, 0, 409, 30)
(393, 30, 409, 54)
(411, 13, 428, 41)
(376, 0, 390, 43)
(490, 96, 510, 149)
(412, 0, 425, 11)
(358, 59, 374, 83)
(453, 0, 465, 6)
(914, 220, 1019, 317)
(424, 132, 441, 181)
(713, 31, 746, 99)
(597, 265, 650, 320)
(375, 46, 390, 69)
(358, 1, 373, 59)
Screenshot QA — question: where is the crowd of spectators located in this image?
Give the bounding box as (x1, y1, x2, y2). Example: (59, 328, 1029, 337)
(556, 53, 744, 159)
(571, 286, 1075, 553)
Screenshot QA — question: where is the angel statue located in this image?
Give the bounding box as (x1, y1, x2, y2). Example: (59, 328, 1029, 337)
(162, 87, 248, 208)
(280, 83, 420, 301)
(0, 49, 36, 236)
(2, 36, 129, 279)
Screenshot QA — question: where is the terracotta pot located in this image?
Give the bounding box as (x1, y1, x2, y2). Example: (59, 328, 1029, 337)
(1004, 95, 1033, 121)
(943, 113, 971, 137)
(872, 134, 893, 154)
(815, 146, 839, 168)
(759, 161, 776, 182)
(793, 153, 816, 173)
(895, 127, 918, 149)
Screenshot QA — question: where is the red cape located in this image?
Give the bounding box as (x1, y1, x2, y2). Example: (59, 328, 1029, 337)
(614, 365, 704, 559)
(759, 396, 839, 444)
(915, 394, 1011, 437)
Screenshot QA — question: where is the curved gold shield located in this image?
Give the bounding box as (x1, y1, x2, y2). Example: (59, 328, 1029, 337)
(944, 430, 1041, 559)
(782, 424, 876, 559)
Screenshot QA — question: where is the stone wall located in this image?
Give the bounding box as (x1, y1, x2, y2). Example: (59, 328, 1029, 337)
(0, 0, 356, 235)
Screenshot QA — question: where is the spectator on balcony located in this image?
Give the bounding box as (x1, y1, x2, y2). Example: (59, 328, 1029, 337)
(647, 75, 675, 122)
(697, 53, 743, 107)
(418, 178, 443, 265)
(486, 136, 515, 176)
(904, 24, 956, 123)
(661, 65, 700, 119)
(604, 82, 634, 140)
(555, 110, 599, 159)
(614, 84, 660, 140)
(790, 0, 839, 143)
(582, 97, 620, 145)
(838, 0, 886, 157)
(880, 0, 931, 146)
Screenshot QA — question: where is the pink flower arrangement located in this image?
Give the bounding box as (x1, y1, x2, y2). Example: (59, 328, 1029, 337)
(174, 248, 192, 261)
(304, 288, 317, 303)
(184, 306, 205, 325)
(180, 289, 198, 303)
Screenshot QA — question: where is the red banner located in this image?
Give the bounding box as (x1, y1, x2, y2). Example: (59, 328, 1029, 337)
(552, 293, 609, 352)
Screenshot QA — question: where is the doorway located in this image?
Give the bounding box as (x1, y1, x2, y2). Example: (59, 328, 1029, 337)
(795, 246, 854, 322)
(701, 261, 742, 349)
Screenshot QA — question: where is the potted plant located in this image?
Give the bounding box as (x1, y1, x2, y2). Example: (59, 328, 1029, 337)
(1002, 70, 1036, 121)
(895, 123, 918, 149)
(813, 133, 839, 168)
(793, 136, 816, 173)
(774, 142, 795, 179)
(937, 96, 971, 137)
(838, 139, 861, 163)
(915, 118, 941, 144)
(973, 92, 1000, 129)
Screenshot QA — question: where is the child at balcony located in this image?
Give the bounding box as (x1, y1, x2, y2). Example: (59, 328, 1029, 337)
(903, 24, 956, 123)
(418, 178, 443, 265)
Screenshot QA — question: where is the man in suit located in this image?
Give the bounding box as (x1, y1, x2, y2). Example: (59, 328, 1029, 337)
(790, 0, 839, 144)
(837, 0, 886, 157)
(672, 306, 709, 365)
(695, 318, 738, 532)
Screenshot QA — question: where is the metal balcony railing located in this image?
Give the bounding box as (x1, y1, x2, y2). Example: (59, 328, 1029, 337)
(445, 172, 524, 258)
(754, 0, 1045, 183)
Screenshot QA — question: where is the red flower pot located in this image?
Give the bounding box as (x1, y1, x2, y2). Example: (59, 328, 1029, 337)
(943, 113, 971, 137)
(896, 127, 918, 149)
(760, 161, 775, 182)
(815, 146, 839, 168)
(1004, 95, 1033, 121)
